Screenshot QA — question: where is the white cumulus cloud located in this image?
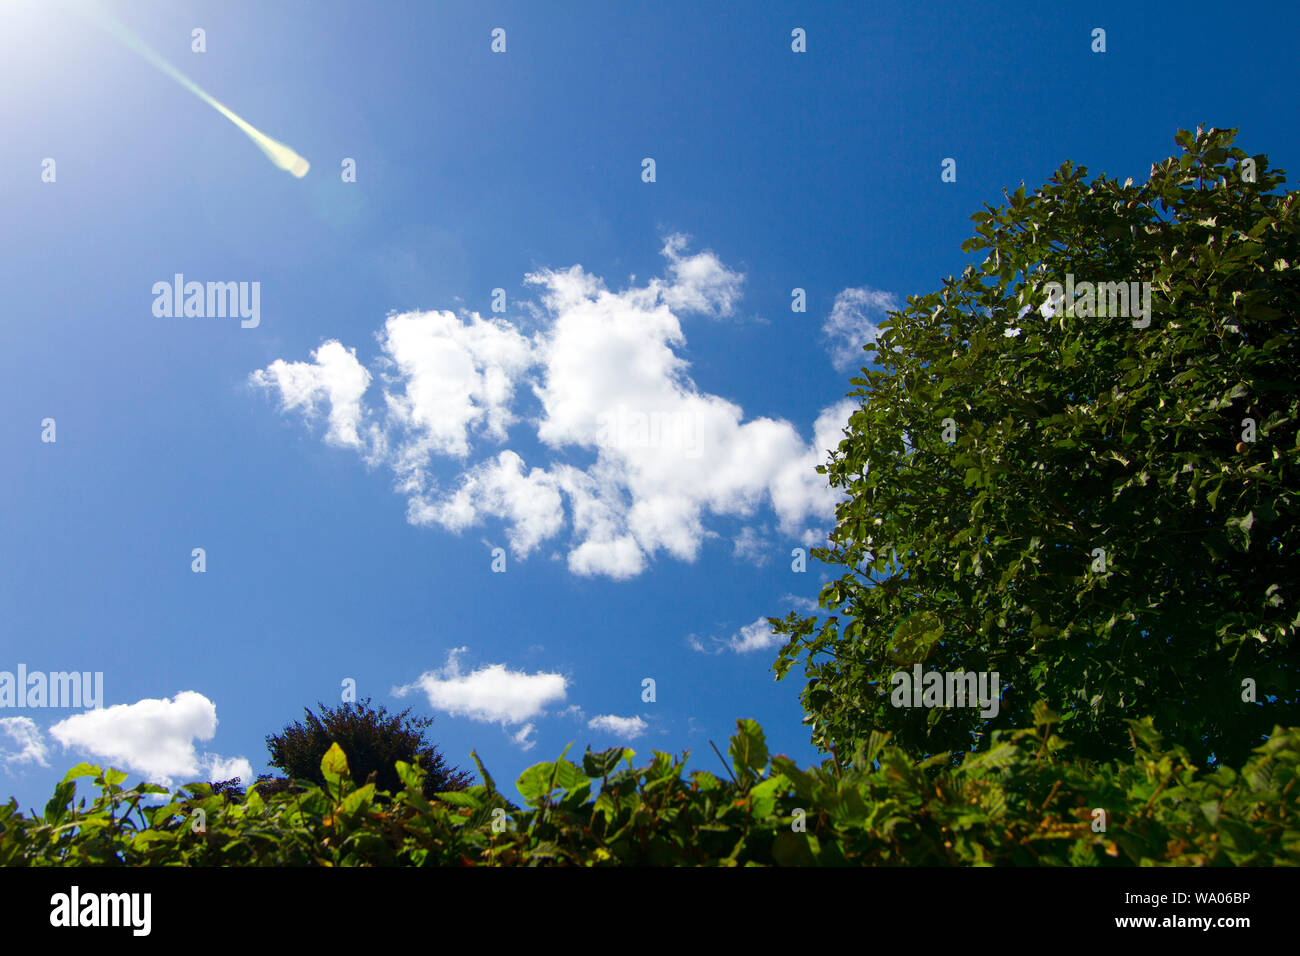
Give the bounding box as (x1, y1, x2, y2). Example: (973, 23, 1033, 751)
(690, 617, 785, 655)
(587, 714, 647, 739)
(654, 233, 744, 317)
(254, 236, 865, 578)
(410, 450, 564, 558)
(393, 648, 568, 729)
(199, 753, 254, 785)
(728, 618, 783, 653)
(379, 309, 534, 472)
(251, 340, 372, 449)
(47, 691, 249, 788)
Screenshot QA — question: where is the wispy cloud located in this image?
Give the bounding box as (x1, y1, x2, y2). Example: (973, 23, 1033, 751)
(732, 526, 771, 566)
(782, 593, 820, 614)
(822, 286, 898, 372)
(510, 723, 538, 752)
(0, 717, 50, 771)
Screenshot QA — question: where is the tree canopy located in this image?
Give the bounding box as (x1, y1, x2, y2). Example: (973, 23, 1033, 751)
(265, 697, 472, 799)
(773, 127, 1299, 769)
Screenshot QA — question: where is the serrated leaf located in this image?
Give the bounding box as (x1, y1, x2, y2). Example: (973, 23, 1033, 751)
(582, 746, 627, 779)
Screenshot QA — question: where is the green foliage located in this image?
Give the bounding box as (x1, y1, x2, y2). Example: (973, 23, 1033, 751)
(11, 129, 1294, 868)
(772, 127, 1299, 767)
(265, 697, 471, 800)
(2, 720, 1296, 865)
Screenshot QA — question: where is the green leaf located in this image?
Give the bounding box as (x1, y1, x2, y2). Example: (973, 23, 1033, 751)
(582, 746, 627, 779)
(770, 756, 814, 797)
(44, 782, 75, 824)
(394, 759, 424, 793)
(1031, 701, 1060, 726)
(1206, 481, 1222, 510)
(61, 762, 101, 784)
(772, 830, 818, 866)
(102, 768, 128, 787)
(748, 776, 787, 818)
(551, 758, 586, 793)
(433, 789, 483, 809)
(338, 783, 375, 819)
(729, 719, 769, 781)
(320, 742, 351, 795)
(1200, 800, 1221, 826)
(517, 756, 584, 807)
(889, 611, 944, 663)
(516, 764, 552, 806)
(471, 750, 496, 794)
(690, 770, 724, 792)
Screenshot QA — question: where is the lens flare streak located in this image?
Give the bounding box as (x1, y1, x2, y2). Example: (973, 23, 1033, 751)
(85, 2, 310, 177)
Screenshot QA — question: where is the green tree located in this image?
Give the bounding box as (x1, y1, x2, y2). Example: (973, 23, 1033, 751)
(773, 127, 1299, 769)
(265, 697, 472, 799)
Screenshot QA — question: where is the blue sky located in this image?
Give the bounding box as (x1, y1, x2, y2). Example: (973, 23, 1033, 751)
(1, 0, 1296, 811)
